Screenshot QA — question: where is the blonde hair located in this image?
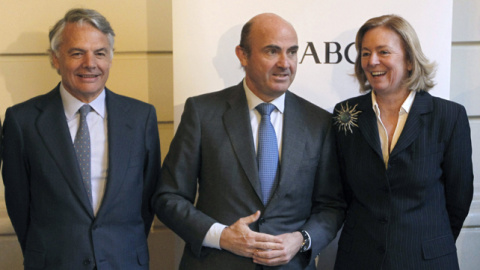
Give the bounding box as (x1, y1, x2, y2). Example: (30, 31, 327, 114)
(354, 14, 436, 93)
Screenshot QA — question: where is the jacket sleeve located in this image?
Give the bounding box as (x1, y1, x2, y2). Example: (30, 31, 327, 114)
(151, 97, 217, 257)
(2, 108, 30, 253)
(301, 115, 347, 264)
(141, 105, 161, 236)
(442, 105, 473, 239)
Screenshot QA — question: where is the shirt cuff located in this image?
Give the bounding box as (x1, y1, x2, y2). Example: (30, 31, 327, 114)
(202, 223, 228, 249)
(305, 230, 312, 251)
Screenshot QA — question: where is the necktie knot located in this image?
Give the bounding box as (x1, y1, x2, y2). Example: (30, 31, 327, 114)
(79, 104, 92, 117)
(256, 103, 276, 116)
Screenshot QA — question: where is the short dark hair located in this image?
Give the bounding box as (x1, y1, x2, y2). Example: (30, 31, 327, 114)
(239, 20, 253, 56)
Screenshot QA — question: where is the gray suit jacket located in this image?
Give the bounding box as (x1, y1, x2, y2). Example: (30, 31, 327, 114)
(2, 85, 161, 270)
(153, 82, 345, 269)
(333, 91, 473, 270)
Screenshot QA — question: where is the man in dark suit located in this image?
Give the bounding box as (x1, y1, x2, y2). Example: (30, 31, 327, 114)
(153, 13, 345, 269)
(2, 8, 160, 270)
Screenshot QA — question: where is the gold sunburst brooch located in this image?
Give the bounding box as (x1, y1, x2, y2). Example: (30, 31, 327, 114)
(334, 102, 361, 135)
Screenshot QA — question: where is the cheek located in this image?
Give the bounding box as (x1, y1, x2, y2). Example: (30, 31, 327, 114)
(360, 61, 368, 73)
(100, 62, 112, 73)
(62, 61, 80, 73)
(290, 61, 298, 72)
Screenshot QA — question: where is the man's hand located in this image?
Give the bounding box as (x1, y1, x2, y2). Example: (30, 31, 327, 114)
(252, 231, 303, 266)
(220, 211, 284, 258)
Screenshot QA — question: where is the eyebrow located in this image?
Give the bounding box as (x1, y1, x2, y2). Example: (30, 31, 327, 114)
(67, 48, 86, 53)
(263, 45, 299, 51)
(95, 48, 109, 53)
(362, 45, 390, 51)
(67, 47, 109, 52)
(264, 45, 281, 51)
(288, 45, 299, 51)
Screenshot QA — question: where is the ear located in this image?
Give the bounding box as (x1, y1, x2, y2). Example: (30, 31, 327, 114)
(235, 45, 248, 67)
(51, 51, 60, 70)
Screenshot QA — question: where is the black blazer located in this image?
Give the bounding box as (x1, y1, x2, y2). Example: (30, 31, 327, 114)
(2, 85, 161, 270)
(333, 91, 473, 270)
(153, 82, 346, 269)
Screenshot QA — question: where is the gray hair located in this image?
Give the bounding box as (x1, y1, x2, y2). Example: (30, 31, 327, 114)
(49, 8, 115, 58)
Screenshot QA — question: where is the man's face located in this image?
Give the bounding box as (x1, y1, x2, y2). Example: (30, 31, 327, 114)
(236, 15, 298, 102)
(52, 22, 112, 103)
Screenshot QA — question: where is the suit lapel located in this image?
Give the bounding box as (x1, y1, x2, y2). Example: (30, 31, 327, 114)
(96, 89, 134, 217)
(223, 84, 263, 202)
(270, 91, 307, 202)
(36, 87, 94, 217)
(355, 93, 383, 160)
(390, 91, 433, 157)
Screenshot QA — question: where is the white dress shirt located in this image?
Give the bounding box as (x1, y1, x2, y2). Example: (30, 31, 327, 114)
(60, 84, 109, 215)
(202, 80, 285, 249)
(372, 90, 415, 168)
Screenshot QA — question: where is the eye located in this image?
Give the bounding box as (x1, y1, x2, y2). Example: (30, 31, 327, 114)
(71, 52, 83, 58)
(361, 51, 370, 57)
(288, 49, 298, 56)
(380, 50, 390, 55)
(95, 50, 109, 58)
(266, 48, 277, 55)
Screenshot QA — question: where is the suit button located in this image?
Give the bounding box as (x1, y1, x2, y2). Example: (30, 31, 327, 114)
(377, 246, 386, 254)
(259, 218, 266, 225)
(379, 218, 388, 224)
(83, 259, 92, 265)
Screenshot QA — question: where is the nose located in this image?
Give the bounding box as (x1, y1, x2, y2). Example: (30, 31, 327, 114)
(83, 53, 97, 69)
(368, 53, 379, 66)
(276, 53, 290, 69)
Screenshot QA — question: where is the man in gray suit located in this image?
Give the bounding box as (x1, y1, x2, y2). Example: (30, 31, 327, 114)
(2, 8, 160, 269)
(153, 13, 345, 269)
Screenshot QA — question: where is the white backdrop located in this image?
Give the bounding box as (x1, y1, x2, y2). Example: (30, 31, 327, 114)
(173, 0, 452, 123)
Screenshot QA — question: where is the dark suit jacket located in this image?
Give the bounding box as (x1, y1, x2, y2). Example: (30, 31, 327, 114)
(153, 82, 346, 269)
(333, 91, 473, 270)
(2, 85, 161, 270)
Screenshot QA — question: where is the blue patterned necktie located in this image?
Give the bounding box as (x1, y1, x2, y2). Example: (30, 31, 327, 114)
(74, 104, 93, 206)
(256, 103, 279, 205)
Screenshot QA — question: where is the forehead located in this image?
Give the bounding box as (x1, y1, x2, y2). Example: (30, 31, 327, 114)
(362, 26, 403, 48)
(60, 23, 110, 49)
(249, 19, 298, 48)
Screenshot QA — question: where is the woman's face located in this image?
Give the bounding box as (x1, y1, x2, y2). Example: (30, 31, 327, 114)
(360, 26, 412, 96)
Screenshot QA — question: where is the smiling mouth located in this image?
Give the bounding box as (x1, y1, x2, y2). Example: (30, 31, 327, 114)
(78, 74, 100, 78)
(371, 71, 386, 77)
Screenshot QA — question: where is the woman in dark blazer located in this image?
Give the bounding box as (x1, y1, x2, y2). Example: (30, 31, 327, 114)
(333, 14, 473, 270)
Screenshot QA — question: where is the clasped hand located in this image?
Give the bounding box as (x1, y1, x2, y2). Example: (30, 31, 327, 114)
(219, 211, 303, 266)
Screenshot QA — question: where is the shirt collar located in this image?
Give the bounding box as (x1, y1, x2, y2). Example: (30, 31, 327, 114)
(59, 83, 106, 120)
(243, 79, 285, 114)
(372, 90, 416, 115)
